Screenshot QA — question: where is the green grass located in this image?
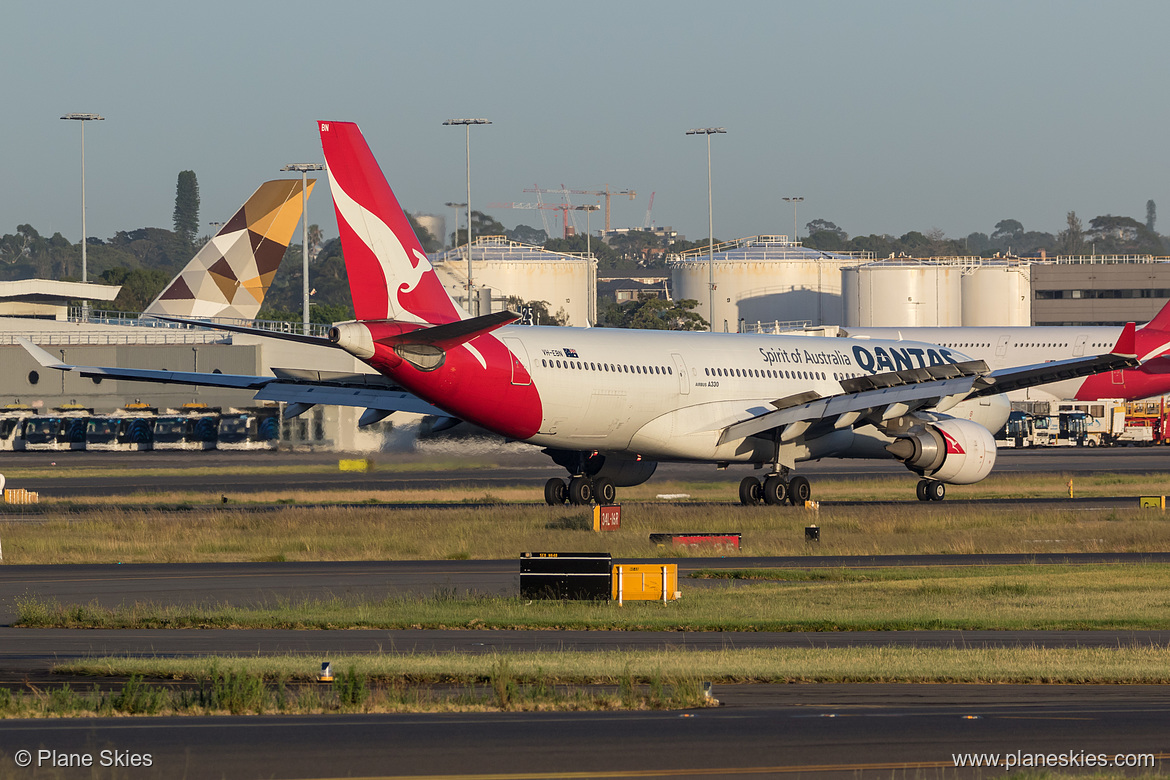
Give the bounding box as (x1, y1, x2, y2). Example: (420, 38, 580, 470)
(19, 563, 1170, 632)
(53, 644, 1170, 685)
(6, 497, 1170, 564)
(0, 666, 709, 719)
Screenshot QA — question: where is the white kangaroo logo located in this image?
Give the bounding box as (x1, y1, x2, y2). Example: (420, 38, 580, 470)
(328, 171, 429, 323)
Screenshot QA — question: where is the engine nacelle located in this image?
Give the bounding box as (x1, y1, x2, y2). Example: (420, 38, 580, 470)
(885, 418, 996, 485)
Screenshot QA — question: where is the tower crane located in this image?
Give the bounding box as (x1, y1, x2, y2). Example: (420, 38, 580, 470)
(524, 185, 635, 232)
(486, 201, 595, 239)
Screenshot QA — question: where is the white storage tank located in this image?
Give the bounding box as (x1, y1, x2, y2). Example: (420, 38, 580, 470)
(843, 261, 963, 327)
(668, 236, 869, 332)
(432, 237, 596, 326)
(961, 263, 1031, 326)
(411, 213, 445, 248)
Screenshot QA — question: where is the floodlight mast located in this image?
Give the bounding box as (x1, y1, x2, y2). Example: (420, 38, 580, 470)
(443, 118, 491, 316)
(281, 163, 325, 335)
(686, 127, 725, 332)
(782, 196, 804, 244)
(574, 204, 600, 259)
(61, 112, 104, 319)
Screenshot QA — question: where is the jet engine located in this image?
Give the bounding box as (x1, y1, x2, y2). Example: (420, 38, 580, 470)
(884, 418, 996, 485)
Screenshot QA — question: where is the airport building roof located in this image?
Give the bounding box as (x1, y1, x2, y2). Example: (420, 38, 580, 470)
(0, 279, 121, 304)
(0, 279, 122, 321)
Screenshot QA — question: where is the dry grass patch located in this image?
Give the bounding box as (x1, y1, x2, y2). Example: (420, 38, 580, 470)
(56, 645, 1170, 685)
(5, 500, 1170, 564)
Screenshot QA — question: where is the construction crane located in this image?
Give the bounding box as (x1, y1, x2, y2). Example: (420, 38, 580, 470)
(486, 201, 591, 239)
(525, 185, 635, 232)
(642, 192, 656, 229)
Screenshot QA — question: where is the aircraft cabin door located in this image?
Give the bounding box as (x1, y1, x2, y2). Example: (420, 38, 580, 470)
(502, 338, 532, 386)
(1073, 335, 1087, 357)
(671, 353, 690, 395)
(995, 335, 1010, 358)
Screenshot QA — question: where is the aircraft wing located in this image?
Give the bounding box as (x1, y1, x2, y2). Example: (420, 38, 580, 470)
(717, 324, 1140, 445)
(17, 338, 447, 418)
(146, 315, 335, 348)
(717, 366, 987, 445)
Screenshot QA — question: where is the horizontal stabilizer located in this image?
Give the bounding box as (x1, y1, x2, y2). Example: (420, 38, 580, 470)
(375, 310, 520, 349)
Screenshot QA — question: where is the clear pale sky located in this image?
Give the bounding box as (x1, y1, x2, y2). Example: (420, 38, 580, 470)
(5, 1, 1168, 247)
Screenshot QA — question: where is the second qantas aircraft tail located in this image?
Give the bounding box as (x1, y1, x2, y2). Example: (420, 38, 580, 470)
(318, 120, 464, 327)
(1143, 297, 1170, 333)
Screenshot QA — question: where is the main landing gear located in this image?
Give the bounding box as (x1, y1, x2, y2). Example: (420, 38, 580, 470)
(915, 479, 946, 501)
(738, 474, 812, 506)
(544, 476, 618, 506)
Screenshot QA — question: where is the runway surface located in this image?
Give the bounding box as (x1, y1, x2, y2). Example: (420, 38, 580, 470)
(7, 553, 1170, 624)
(2, 449, 1170, 778)
(2, 685, 1169, 779)
(0, 445, 1166, 498)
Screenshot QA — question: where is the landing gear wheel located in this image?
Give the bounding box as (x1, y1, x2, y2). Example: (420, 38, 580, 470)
(926, 481, 946, 501)
(762, 475, 788, 506)
(738, 476, 763, 506)
(788, 476, 811, 506)
(544, 477, 568, 506)
(593, 477, 617, 505)
(916, 480, 929, 502)
(567, 476, 594, 505)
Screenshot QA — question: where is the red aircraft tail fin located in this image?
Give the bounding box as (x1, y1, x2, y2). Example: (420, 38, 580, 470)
(318, 121, 463, 326)
(1143, 298, 1170, 333)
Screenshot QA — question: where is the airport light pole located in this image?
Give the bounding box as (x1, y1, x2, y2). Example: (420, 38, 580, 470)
(444, 202, 466, 250)
(687, 127, 725, 332)
(61, 112, 104, 320)
(281, 163, 325, 334)
(574, 204, 600, 258)
(443, 118, 491, 316)
(783, 196, 804, 244)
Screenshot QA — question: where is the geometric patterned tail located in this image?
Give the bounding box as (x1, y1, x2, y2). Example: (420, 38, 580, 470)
(144, 179, 314, 321)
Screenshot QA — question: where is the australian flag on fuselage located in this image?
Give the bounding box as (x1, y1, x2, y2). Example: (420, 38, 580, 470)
(564, 347, 579, 358)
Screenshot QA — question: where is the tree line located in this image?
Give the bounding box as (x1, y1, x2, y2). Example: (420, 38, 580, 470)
(801, 203, 1165, 258)
(1, 167, 1163, 330)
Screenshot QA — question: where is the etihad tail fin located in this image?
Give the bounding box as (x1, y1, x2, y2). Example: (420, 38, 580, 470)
(318, 120, 464, 326)
(145, 179, 313, 321)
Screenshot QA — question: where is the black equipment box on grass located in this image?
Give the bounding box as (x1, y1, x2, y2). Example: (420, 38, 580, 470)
(520, 552, 612, 600)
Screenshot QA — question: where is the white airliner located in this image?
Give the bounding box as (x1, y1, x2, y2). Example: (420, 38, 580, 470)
(19, 121, 1138, 505)
(836, 302, 1170, 402)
